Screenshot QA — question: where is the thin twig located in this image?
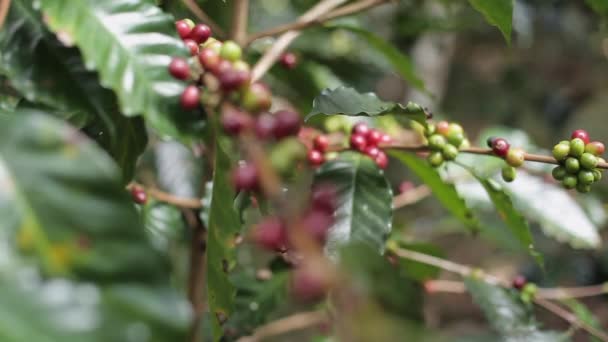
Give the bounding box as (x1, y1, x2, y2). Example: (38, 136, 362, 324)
(127, 182, 202, 209)
(251, 0, 347, 82)
(393, 185, 431, 209)
(236, 311, 327, 342)
(181, 0, 227, 39)
(185, 209, 207, 342)
(0, 0, 11, 30)
(246, 0, 391, 44)
(231, 0, 249, 46)
(534, 297, 608, 342)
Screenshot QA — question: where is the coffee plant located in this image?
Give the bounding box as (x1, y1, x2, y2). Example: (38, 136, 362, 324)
(2, 0, 608, 341)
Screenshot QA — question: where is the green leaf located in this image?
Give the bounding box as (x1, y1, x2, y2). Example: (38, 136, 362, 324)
(314, 152, 393, 256)
(143, 200, 186, 249)
(328, 25, 426, 93)
(390, 151, 479, 232)
(0, 110, 166, 282)
(306, 86, 430, 127)
(561, 299, 603, 342)
(465, 278, 570, 341)
(205, 137, 241, 341)
(468, 0, 513, 44)
(586, 0, 608, 17)
(38, 0, 200, 138)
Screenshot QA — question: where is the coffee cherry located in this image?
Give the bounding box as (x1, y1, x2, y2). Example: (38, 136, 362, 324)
(502, 165, 516, 182)
(506, 148, 525, 167)
(233, 60, 250, 72)
(307, 150, 325, 166)
(273, 110, 302, 139)
(254, 113, 276, 140)
(301, 210, 333, 244)
(576, 183, 591, 193)
(131, 186, 147, 204)
(212, 59, 233, 77)
(311, 184, 337, 214)
(581, 153, 598, 170)
(280, 52, 298, 69)
(436, 121, 449, 136)
(180, 85, 201, 110)
(442, 144, 459, 161)
(399, 181, 414, 194)
(242, 83, 272, 113)
(375, 151, 388, 169)
(184, 39, 199, 56)
(425, 123, 436, 136)
(552, 166, 567, 180)
(448, 123, 464, 135)
(571, 129, 590, 144)
(352, 122, 370, 136)
(427, 134, 447, 150)
(350, 134, 367, 152)
(219, 69, 250, 92)
(593, 169, 602, 181)
(380, 133, 392, 145)
(168, 57, 190, 80)
(578, 170, 595, 185)
(446, 131, 464, 147)
(291, 268, 327, 302)
(364, 146, 380, 159)
(486, 136, 497, 148)
(366, 129, 382, 146)
(428, 151, 444, 167)
(188, 24, 211, 44)
(198, 48, 220, 72)
(569, 138, 585, 158)
(491, 138, 510, 157)
(221, 106, 252, 135)
(220, 40, 242, 62)
(562, 175, 578, 189)
(552, 142, 570, 161)
(232, 163, 259, 192)
(512, 275, 527, 290)
(176, 20, 193, 39)
(585, 141, 605, 156)
(565, 157, 580, 174)
(313, 135, 330, 153)
(253, 217, 287, 252)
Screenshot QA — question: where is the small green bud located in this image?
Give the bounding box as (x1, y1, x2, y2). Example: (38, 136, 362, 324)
(569, 138, 585, 157)
(562, 175, 578, 189)
(427, 134, 447, 151)
(552, 166, 567, 181)
(565, 157, 580, 174)
(501, 165, 517, 182)
(580, 152, 598, 170)
(552, 142, 570, 161)
(428, 151, 444, 167)
(578, 170, 595, 185)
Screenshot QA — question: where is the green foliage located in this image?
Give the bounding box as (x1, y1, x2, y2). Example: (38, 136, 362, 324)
(468, 0, 513, 44)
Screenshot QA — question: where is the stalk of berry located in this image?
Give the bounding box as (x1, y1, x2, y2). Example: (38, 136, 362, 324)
(551, 129, 604, 193)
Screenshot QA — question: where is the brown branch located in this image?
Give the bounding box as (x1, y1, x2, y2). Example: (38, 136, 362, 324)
(393, 185, 431, 209)
(534, 297, 608, 342)
(231, 0, 249, 46)
(0, 0, 11, 30)
(246, 0, 391, 44)
(127, 182, 202, 209)
(181, 0, 227, 39)
(185, 209, 207, 342)
(236, 311, 327, 342)
(251, 0, 347, 82)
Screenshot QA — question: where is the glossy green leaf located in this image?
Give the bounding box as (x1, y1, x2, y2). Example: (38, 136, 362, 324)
(314, 152, 393, 256)
(468, 0, 513, 44)
(0, 110, 166, 281)
(391, 151, 479, 232)
(306, 86, 430, 127)
(38, 0, 199, 138)
(143, 200, 186, 249)
(204, 137, 241, 341)
(328, 25, 426, 92)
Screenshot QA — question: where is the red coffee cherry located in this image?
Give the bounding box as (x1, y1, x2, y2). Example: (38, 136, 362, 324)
(512, 275, 527, 290)
(198, 48, 220, 71)
(491, 138, 510, 157)
(375, 150, 388, 169)
(280, 52, 298, 69)
(168, 57, 190, 80)
(301, 210, 333, 244)
(352, 122, 370, 136)
(219, 69, 250, 92)
(188, 24, 211, 44)
(183, 39, 199, 56)
(307, 149, 325, 166)
(313, 135, 330, 153)
(273, 110, 302, 139)
(221, 106, 252, 136)
(130, 186, 147, 204)
(380, 133, 392, 145)
(350, 134, 367, 152)
(253, 217, 287, 252)
(364, 146, 380, 159)
(366, 129, 382, 146)
(311, 184, 338, 214)
(232, 163, 259, 192)
(291, 267, 327, 302)
(180, 85, 201, 110)
(175, 20, 193, 39)
(571, 129, 590, 144)
(254, 113, 277, 140)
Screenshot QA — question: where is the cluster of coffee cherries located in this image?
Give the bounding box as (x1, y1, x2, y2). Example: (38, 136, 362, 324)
(423, 121, 469, 167)
(487, 137, 526, 182)
(168, 19, 271, 112)
(511, 275, 537, 303)
(348, 122, 392, 169)
(551, 129, 605, 193)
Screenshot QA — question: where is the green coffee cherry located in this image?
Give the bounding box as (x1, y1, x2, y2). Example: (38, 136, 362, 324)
(562, 175, 577, 189)
(425, 123, 436, 136)
(576, 183, 591, 193)
(565, 157, 580, 174)
(580, 152, 598, 170)
(460, 139, 471, 148)
(569, 138, 585, 157)
(506, 148, 525, 167)
(552, 142, 570, 161)
(232, 60, 250, 72)
(448, 123, 464, 135)
(578, 170, 595, 185)
(502, 165, 516, 182)
(427, 134, 447, 151)
(446, 131, 464, 147)
(552, 166, 567, 180)
(442, 144, 459, 161)
(593, 169, 602, 182)
(220, 41, 242, 61)
(428, 151, 444, 167)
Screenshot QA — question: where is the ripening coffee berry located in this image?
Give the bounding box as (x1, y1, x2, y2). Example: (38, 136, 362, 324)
(301, 210, 333, 244)
(512, 275, 527, 290)
(491, 138, 510, 157)
(367, 129, 382, 146)
(448, 123, 464, 135)
(233, 60, 250, 72)
(562, 175, 578, 189)
(502, 165, 516, 182)
(131, 186, 147, 204)
(577, 183, 591, 193)
(571, 129, 590, 144)
(442, 144, 459, 161)
(578, 170, 595, 185)
(506, 148, 525, 167)
(188, 24, 212, 44)
(219, 69, 250, 92)
(291, 268, 327, 302)
(352, 122, 370, 136)
(311, 184, 337, 214)
(364, 146, 380, 159)
(569, 138, 585, 158)
(446, 131, 464, 147)
(254, 113, 277, 140)
(221, 106, 252, 135)
(232, 163, 259, 192)
(273, 110, 302, 139)
(198, 48, 220, 72)
(168, 57, 190, 80)
(176, 20, 193, 39)
(375, 151, 388, 169)
(552, 142, 570, 161)
(280, 52, 298, 69)
(436, 121, 449, 136)
(242, 83, 272, 113)
(428, 151, 444, 167)
(486, 136, 497, 148)
(593, 169, 603, 182)
(565, 157, 580, 174)
(428, 134, 447, 150)
(350, 134, 367, 152)
(307, 149, 325, 166)
(313, 135, 330, 153)
(552, 166, 567, 180)
(580, 152, 598, 170)
(213, 60, 233, 77)
(585, 141, 605, 156)
(180, 85, 201, 110)
(253, 217, 287, 252)
(184, 39, 199, 56)
(220, 40, 242, 62)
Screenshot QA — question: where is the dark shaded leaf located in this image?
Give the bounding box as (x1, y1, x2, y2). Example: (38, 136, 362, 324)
(468, 0, 513, 44)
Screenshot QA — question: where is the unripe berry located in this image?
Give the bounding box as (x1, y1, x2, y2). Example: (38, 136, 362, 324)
(446, 131, 464, 147)
(578, 170, 595, 185)
(375, 151, 388, 169)
(565, 157, 580, 174)
(203, 39, 223, 54)
(131, 186, 147, 204)
(442, 144, 459, 161)
(576, 183, 591, 193)
(350, 134, 367, 152)
(307, 149, 325, 166)
(233, 60, 250, 72)
(273, 110, 302, 139)
(242, 83, 272, 113)
(198, 48, 220, 72)
(562, 175, 578, 189)
(491, 138, 510, 157)
(253, 217, 287, 252)
(188, 24, 212, 44)
(366, 129, 382, 146)
(427, 134, 446, 150)
(184, 39, 199, 56)
(232, 163, 259, 192)
(506, 148, 525, 167)
(448, 123, 464, 135)
(364, 146, 380, 159)
(512, 275, 527, 290)
(254, 113, 276, 140)
(176, 20, 193, 39)
(313, 135, 330, 153)
(552, 166, 567, 181)
(501, 165, 516, 182)
(280, 52, 298, 69)
(301, 210, 333, 244)
(180, 85, 201, 110)
(436, 121, 449, 136)
(352, 122, 370, 136)
(425, 123, 436, 136)
(569, 138, 585, 158)
(593, 169, 603, 181)
(552, 142, 570, 161)
(168, 57, 190, 80)
(311, 184, 338, 214)
(221, 106, 252, 135)
(580, 152, 598, 170)
(571, 129, 590, 144)
(428, 151, 444, 167)
(220, 40, 242, 62)
(585, 141, 605, 156)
